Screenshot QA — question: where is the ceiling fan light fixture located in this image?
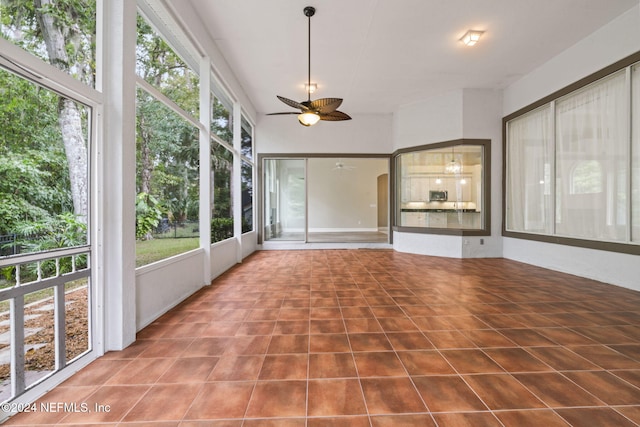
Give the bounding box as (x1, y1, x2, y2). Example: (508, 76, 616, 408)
(298, 111, 320, 126)
(460, 30, 484, 46)
(267, 6, 351, 125)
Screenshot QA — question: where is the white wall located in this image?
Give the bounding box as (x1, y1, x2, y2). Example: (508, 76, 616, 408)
(307, 158, 388, 231)
(393, 90, 463, 151)
(503, 5, 640, 116)
(502, 4, 640, 291)
(392, 88, 503, 258)
(136, 250, 206, 330)
(257, 113, 393, 154)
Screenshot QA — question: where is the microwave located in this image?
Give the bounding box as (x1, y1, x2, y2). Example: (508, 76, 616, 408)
(429, 190, 448, 201)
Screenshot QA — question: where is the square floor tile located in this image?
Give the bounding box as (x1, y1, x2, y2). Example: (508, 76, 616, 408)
(396, 350, 456, 375)
(353, 352, 407, 377)
(207, 355, 264, 381)
(245, 381, 307, 418)
(513, 372, 605, 407)
(464, 374, 546, 410)
(307, 379, 367, 416)
(309, 352, 358, 378)
(440, 349, 505, 374)
(370, 414, 436, 427)
(124, 383, 203, 421)
(360, 377, 427, 414)
(185, 382, 254, 419)
(259, 354, 308, 380)
(412, 375, 488, 412)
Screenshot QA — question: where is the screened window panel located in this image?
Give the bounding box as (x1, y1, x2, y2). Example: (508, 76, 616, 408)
(212, 96, 233, 144)
(241, 117, 253, 160)
(506, 106, 553, 234)
(241, 161, 254, 233)
(0, 3, 96, 88)
(633, 64, 640, 242)
(555, 71, 627, 241)
(135, 88, 200, 266)
(211, 141, 234, 243)
(136, 15, 199, 118)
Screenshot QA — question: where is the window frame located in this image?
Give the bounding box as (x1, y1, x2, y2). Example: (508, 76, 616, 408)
(392, 139, 491, 237)
(502, 51, 640, 256)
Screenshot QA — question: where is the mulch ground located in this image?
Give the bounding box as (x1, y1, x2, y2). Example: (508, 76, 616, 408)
(0, 286, 89, 382)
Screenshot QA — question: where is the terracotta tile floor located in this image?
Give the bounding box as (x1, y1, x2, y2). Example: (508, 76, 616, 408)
(5, 249, 640, 426)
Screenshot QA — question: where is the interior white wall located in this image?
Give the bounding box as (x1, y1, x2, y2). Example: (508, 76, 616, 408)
(392, 88, 503, 258)
(501, 4, 640, 290)
(462, 89, 503, 258)
(136, 250, 206, 330)
(392, 90, 463, 151)
(503, 5, 640, 116)
(257, 113, 393, 154)
(307, 158, 388, 231)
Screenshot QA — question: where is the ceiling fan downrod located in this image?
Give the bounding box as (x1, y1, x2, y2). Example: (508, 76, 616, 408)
(304, 6, 315, 102)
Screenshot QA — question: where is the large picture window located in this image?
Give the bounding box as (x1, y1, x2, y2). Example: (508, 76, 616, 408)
(394, 140, 490, 235)
(135, 13, 200, 266)
(0, 60, 93, 402)
(504, 54, 640, 253)
(0, 2, 97, 88)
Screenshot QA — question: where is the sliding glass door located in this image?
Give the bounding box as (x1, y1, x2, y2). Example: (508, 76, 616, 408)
(263, 159, 306, 241)
(262, 156, 390, 243)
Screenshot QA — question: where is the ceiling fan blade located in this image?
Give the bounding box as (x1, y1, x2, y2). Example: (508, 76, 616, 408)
(309, 98, 343, 113)
(266, 112, 300, 116)
(319, 110, 352, 121)
(277, 95, 309, 111)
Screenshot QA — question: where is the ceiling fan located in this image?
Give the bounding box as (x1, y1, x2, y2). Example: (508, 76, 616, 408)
(267, 6, 351, 127)
(333, 159, 356, 171)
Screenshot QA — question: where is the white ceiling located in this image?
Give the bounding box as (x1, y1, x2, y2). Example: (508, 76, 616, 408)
(180, 0, 637, 115)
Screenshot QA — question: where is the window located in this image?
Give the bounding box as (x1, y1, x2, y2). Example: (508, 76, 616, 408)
(242, 160, 254, 233)
(506, 106, 553, 234)
(136, 15, 198, 116)
(634, 64, 640, 243)
(394, 140, 489, 234)
(241, 117, 254, 233)
(0, 67, 89, 254)
(0, 64, 92, 402)
(211, 140, 233, 243)
(241, 116, 253, 160)
(504, 56, 640, 253)
(135, 13, 200, 266)
(0, 2, 97, 88)
(212, 95, 233, 145)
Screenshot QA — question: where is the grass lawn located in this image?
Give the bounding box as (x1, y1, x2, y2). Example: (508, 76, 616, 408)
(136, 237, 200, 267)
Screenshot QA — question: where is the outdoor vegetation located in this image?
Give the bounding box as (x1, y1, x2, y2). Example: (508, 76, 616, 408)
(0, 0, 254, 402)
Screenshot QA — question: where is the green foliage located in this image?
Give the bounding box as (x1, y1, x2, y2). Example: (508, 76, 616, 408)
(12, 212, 86, 251)
(0, 0, 96, 85)
(7, 212, 88, 279)
(136, 192, 164, 240)
(211, 218, 233, 243)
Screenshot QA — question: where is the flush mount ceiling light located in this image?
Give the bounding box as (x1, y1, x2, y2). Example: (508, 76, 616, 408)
(267, 6, 351, 126)
(460, 30, 484, 46)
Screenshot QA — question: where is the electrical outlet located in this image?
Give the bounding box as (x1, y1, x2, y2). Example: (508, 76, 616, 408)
(480, 238, 484, 245)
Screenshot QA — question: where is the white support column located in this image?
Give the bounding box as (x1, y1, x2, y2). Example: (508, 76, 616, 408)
(99, 0, 137, 350)
(233, 102, 243, 263)
(199, 58, 212, 283)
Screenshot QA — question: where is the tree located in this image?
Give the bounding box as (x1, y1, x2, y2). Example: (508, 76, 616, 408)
(135, 15, 200, 231)
(1, 0, 95, 224)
